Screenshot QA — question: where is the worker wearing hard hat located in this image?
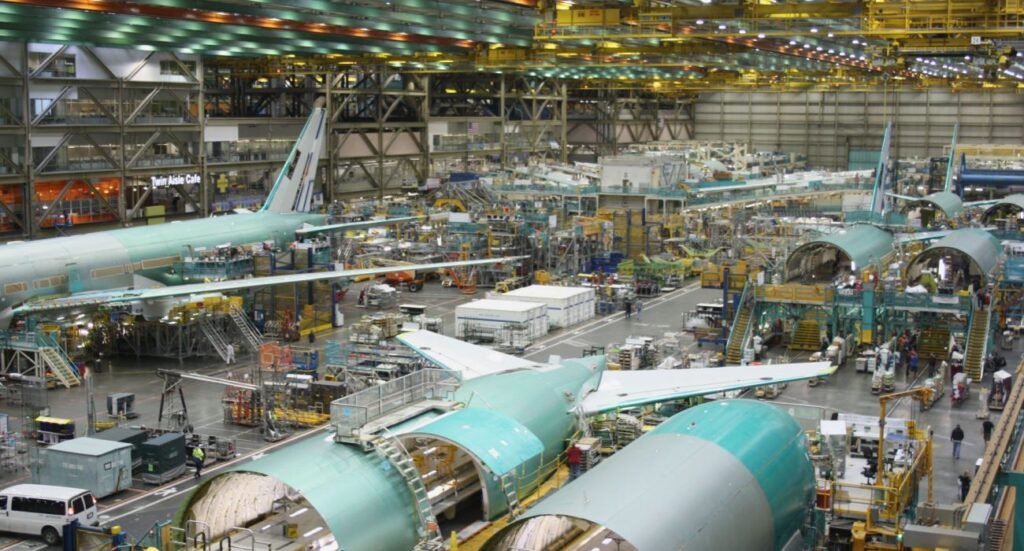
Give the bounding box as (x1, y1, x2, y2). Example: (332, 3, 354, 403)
(192, 446, 206, 478)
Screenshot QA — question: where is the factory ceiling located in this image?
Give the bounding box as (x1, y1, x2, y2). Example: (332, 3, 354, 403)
(3, 0, 1024, 91)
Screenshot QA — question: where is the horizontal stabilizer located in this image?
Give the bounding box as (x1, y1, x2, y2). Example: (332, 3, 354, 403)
(296, 215, 424, 236)
(397, 330, 543, 379)
(581, 362, 835, 414)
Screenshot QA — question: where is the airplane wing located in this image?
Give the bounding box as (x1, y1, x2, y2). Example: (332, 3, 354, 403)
(963, 200, 1000, 209)
(894, 230, 954, 244)
(894, 227, 997, 244)
(581, 362, 835, 414)
(397, 330, 543, 380)
(886, 192, 924, 202)
(14, 257, 525, 314)
(295, 215, 424, 236)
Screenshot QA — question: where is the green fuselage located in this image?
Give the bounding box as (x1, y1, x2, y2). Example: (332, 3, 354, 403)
(0, 212, 327, 320)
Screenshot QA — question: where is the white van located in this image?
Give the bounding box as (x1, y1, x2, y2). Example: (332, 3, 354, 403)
(0, 484, 98, 544)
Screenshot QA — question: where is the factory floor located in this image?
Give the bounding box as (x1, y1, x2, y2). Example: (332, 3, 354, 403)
(0, 277, 999, 547)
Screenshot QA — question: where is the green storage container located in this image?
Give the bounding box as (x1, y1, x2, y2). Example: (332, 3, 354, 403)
(32, 437, 133, 498)
(141, 433, 186, 484)
(94, 427, 148, 469)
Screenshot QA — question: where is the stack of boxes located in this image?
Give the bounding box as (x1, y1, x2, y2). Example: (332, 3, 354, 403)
(491, 285, 596, 329)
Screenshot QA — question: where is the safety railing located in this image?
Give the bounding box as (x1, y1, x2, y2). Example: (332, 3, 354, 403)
(35, 331, 80, 376)
(490, 180, 874, 203)
(330, 368, 462, 439)
(0, 330, 80, 376)
(832, 290, 971, 313)
(831, 431, 931, 526)
(754, 283, 832, 305)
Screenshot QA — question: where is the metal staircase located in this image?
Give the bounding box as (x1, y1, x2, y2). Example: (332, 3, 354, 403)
(917, 327, 949, 363)
(197, 317, 231, 363)
(39, 346, 80, 388)
(229, 306, 264, 352)
(789, 319, 821, 352)
(372, 434, 444, 550)
(725, 286, 754, 364)
(499, 472, 521, 518)
(338, 239, 356, 266)
(965, 305, 992, 381)
(989, 519, 1007, 551)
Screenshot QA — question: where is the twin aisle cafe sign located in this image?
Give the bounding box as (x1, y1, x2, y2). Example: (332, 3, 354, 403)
(150, 173, 201, 187)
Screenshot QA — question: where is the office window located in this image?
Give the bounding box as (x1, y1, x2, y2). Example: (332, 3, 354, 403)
(160, 60, 197, 76)
(28, 52, 76, 77)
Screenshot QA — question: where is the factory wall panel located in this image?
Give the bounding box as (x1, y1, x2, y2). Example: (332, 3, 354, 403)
(695, 90, 1024, 169)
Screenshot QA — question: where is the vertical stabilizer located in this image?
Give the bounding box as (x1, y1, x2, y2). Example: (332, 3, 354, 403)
(944, 123, 959, 194)
(261, 106, 327, 213)
(869, 121, 894, 216)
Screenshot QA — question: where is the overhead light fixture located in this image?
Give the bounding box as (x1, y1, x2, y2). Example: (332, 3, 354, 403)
(695, 19, 704, 25)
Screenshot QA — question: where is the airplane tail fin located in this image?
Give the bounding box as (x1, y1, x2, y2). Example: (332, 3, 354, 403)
(868, 121, 894, 216)
(260, 103, 327, 213)
(944, 123, 959, 194)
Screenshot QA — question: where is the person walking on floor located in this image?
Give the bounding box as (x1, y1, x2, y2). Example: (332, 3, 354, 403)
(983, 419, 995, 443)
(951, 424, 965, 459)
(959, 471, 972, 501)
(625, 300, 633, 320)
(225, 343, 235, 365)
(567, 444, 583, 481)
(192, 445, 206, 478)
(635, 300, 642, 321)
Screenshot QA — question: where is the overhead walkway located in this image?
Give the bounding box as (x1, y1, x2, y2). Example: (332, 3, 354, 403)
(493, 180, 874, 211)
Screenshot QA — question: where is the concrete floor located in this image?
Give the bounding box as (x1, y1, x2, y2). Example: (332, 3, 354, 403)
(0, 276, 1000, 543)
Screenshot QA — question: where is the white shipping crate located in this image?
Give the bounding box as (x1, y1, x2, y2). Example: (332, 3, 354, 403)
(455, 299, 549, 340)
(495, 286, 596, 328)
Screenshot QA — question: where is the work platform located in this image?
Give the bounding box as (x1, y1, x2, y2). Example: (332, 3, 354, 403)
(330, 368, 461, 449)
